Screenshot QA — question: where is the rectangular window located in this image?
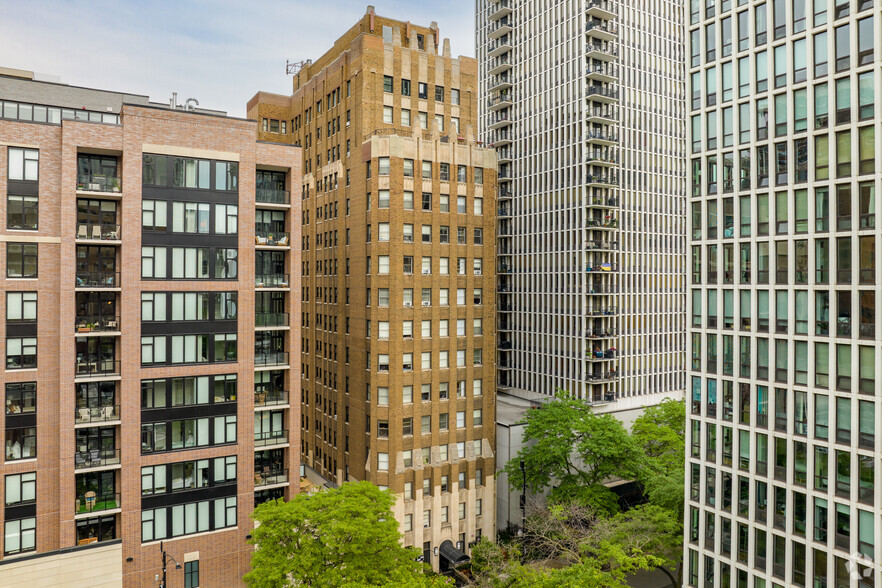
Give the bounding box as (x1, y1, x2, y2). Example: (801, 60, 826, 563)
(7, 148, 39, 182)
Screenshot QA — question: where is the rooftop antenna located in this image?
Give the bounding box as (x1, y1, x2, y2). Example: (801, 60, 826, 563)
(286, 59, 311, 75)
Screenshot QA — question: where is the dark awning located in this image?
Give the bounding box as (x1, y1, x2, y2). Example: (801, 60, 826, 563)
(439, 540, 470, 567)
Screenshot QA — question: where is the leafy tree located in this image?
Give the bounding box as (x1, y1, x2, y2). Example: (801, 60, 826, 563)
(631, 399, 686, 517)
(246, 481, 451, 587)
(469, 503, 672, 588)
(502, 391, 642, 513)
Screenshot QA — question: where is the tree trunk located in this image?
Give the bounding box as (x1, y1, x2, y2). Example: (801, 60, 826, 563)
(656, 563, 677, 587)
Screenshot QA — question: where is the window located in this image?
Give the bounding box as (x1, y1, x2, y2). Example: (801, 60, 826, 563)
(6, 337, 36, 369)
(5, 426, 36, 460)
(6, 292, 36, 322)
(184, 561, 200, 588)
(7, 148, 38, 182)
(5, 472, 36, 506)
(383, 75, 393, 93)
(4, 517, 35, 555)
(7, 195, 38, 230)
(6, 243, 37, 278)
(418, 82, 428, 99)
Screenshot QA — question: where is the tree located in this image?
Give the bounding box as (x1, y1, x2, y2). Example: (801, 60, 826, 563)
(469, 503, 673, 588)
(246, 481, 450, 587)
(631, 399, 686, 517)
(502, 391, 642, 513)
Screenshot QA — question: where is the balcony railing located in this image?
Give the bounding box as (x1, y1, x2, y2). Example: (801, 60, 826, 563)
(255, 232, 290, 246)
(77, 174, 121, 193)
(255, 352, 289, 367)
(75, 492, 120, 515)
(256, 188, 290, 204)
(75, 404, 120, 425)
(75, 271, 119, 288)
(76, 223, 121, 241)
(585, 328, 618, 337)
(74, 359, 120, 378)
(586, 371, 618, 382)
(588, 306, 619, 316)
(254, 468, 288, 487)
(585, 21, 618, 35)
(254, 430, 288, 447)
(74, 448, 120, 470)
(75, 316, 120, 334)
(255, 312, 290, 328)
(255, 390, 289, 407)
(255, 274, 289, 288)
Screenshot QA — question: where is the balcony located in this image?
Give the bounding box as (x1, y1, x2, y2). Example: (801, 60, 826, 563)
(76, 223, 121, 242)
(488, 74, 514, 94)
(587, 108, 618, 125)
(586, 152, 618, 165)
(75, 405, 120, 425)
(75, 359, 120, 379)
(586, 65, 618, 84)
(75, 492, 120, 516)
(256, 188, 290, 205)
(588, 348, 618, 361)
(586, 371, 618, 383)
(585, 239, 619, 250)
(585, 263, 618, 273)
(74, 449, 120, 470)
(255, 232, 290, 247)
(254, 430, 288, 448)
(586, 85, 619, 104)
(489, 16, 513, 39)
(586, 284, 619, 294)
(586, 0, 616, 20)
(75, 316, 120, 335)
(77, 174, 121, 194)
(489, 0, 512, 21)
(255, 352, 289, 368)
(586, 217, 618, 229)
(254, 468, 289, 487)
(586, 175, 618, 188)
(586, 42, 618, 61)
(255, 389, 289, 407)
(488, 37, 513, 58)
(492, 129, 513, 147)
(488, 113, 512, 131)
(75, 271, 120, 289)
(255, 274, 290, 288)
(588, 306, 619, 316)
(585, 20, 617, 41)
(255, 312, 290, 328)
(586, 130, 619, 146)
(489, 56, 513, 77)
(585, 328, 618, 338)
(488, 92, 513, 110)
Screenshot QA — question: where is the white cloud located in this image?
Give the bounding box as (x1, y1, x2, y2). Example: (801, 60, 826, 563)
(0, 0, 475, 117)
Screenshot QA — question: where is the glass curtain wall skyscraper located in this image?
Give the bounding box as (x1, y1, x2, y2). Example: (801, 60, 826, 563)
(685, 0, 880, 585)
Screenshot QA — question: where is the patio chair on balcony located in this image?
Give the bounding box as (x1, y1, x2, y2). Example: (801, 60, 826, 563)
(256, 235, 268, 245)
(277, 235, 289, 246)
(78, 407, 91, 423)
(102, 405, 115, 420)
(92, 225, 102, 240)
(77, 225, 89, 239)
(75, 453, 87, 468)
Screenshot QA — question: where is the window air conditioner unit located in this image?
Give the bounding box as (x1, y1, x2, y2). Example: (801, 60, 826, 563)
(404, 301, 413, 307)
(422, 269, 431, 274)
(475, 270, 482, 275)
(422, 301, 431, 307)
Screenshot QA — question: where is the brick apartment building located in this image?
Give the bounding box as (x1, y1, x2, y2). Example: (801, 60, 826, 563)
(0, 67, 300, 587)
(248, 6, 497, 570)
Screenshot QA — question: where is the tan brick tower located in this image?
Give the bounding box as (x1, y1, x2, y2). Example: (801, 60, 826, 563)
(249, 6, 497, 570)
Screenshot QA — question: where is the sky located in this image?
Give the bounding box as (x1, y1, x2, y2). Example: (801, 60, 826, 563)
(0, 0, 475, 117)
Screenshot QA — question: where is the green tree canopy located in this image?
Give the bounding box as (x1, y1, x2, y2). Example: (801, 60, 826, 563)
(246, 481, 450, 587)
(631, 398, 686, 517)
(502, 391, 642, 513)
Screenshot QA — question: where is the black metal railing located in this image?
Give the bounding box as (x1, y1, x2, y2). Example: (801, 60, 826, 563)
(254, 430, 288, 447)
(254, 469, 288, 487)
(256, 188, 290, 204)
(75, 316, 120, 334)
(74, 359, 120, 378)
(255, 352, 289, 367)
(255, 274, 290, 288)
(75, 404, 120, 424)
(76, 223, 121, 241)
(255, 231, 291, 246)
(73, 448, 120, 469)
(255, 312, 290, 328)
(75, 271, 120, 288)
(77, 174, 121, 193)
(255, 390, 289, 407)
(74, 492, 120, 515)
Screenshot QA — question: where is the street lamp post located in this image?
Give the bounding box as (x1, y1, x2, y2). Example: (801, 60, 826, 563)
(159, 541, 182, 588)
(519, 459, 527, 557)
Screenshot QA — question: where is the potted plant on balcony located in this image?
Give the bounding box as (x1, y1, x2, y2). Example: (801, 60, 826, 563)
(77, 322, 91, 333)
